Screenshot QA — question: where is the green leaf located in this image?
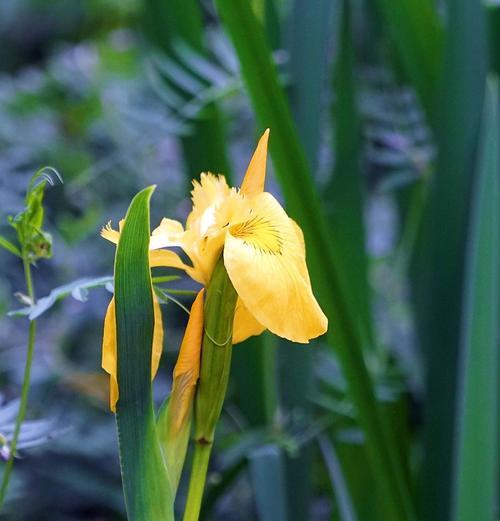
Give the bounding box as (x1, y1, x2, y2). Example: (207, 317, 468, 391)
(114, 186, 174, 521)
(452, 77, 499, 521)
(326, 0, 372, 348)
(0, 235, 21, 258)
(248, 445, 289, 521)
(288, 0, 332, 172)
(372, 0, 443, 124)
(419, 2, 488, 519)
(318, 435, 357, 521)
(142, 0, 232, 184)
(284, 3, 333, 517)
(213, 2, 414, 521)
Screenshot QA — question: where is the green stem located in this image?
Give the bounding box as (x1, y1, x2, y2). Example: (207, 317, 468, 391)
(0, 258, 36, 508)
(182, 442, 213, 521)
(182, 259, 238, 521)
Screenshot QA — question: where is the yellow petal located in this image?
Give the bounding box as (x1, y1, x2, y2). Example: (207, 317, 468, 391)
(240, 129, 270, 196)
(223, 192, 328, 343)
(149, 249, 190, 270)
(101, 295, 164, 413)
(150, 218, 185, 250)
(233, 298, 266, 343)
(101, 299, 118, 411)
(101, 222, 120, 244)
(151, 295, 164, 381)
(169, 289, 205, 434)
(187, 173, 231, 233)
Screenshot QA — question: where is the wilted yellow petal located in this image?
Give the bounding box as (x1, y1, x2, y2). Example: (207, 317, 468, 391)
(233, 298, 266, 343)
(224, 192, 328, 343)
(169, 289, 205, 433)
(101, 295, 165, 413)
(240, 129, 270, 196)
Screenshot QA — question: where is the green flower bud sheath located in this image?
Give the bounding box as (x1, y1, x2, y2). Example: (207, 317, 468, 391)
(183, 258, 238, 521)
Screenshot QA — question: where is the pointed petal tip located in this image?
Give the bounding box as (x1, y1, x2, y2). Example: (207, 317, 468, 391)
(240, 130, 270, 196)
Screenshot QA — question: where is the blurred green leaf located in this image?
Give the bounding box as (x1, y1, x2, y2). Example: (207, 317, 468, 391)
(288, 0, 332, 172)
(420, 1, 488, 519)
(0, 236, 21, 258)
(326, 0, 372, 348)
(372, 0, 443, 124)
(248, 445, 289, 521)
(213, 2, 414, 520)
(142, 0, 231, 183)
(452, 77, 499, 521)
(318, 434, 357, 521)
(114, 186, 174, 521)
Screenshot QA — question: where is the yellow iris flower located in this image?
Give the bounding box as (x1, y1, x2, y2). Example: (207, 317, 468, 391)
(101, 129, 327, 411)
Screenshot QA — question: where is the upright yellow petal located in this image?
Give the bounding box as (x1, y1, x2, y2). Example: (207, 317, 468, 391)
(101, 295, 165, 413)
(169, 289, 205, 434)
(223, 192, 328, 343)
(233, 298, 266, 343)
(240, 129, 270, 196)
(151, 295, 164, 381)
(101, 298, 118, 411)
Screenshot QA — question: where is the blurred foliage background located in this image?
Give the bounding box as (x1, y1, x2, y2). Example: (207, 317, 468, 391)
(0, 0, 498, 520)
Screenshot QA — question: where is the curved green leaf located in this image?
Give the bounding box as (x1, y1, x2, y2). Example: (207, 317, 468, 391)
(114, 186, 174, 521)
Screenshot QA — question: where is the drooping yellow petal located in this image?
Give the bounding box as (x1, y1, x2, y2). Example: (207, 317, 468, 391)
(101, 295, 164, 413)
(233, 298, 266, 344)
(240, 129, 270, 196)
(169, 289, 205, 434)
(223, 192, 328, 343)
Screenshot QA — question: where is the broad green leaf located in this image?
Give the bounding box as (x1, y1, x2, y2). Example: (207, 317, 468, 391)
(214, 2, 414, 520)
(248, 445, 288, 521)
(114, 186, 174, 521)
(452, 77, 499, 521)
(419, 2, 488, 519)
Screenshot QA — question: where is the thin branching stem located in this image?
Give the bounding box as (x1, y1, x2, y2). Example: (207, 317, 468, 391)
(0, 258, 37, 508)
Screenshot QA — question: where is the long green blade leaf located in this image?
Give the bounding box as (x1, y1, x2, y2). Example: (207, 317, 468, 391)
(114, 186, 173, 521)
(420, 1, 488, 518)
(213, 2, 414, 520)
(452, 77, 499, 521)
(372, 0, 443, 124)
(326, 0, 372, 347)
(248, 445, 289, 521)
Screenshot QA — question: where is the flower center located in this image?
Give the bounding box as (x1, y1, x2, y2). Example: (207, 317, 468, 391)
(229, 215, 283, 254)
